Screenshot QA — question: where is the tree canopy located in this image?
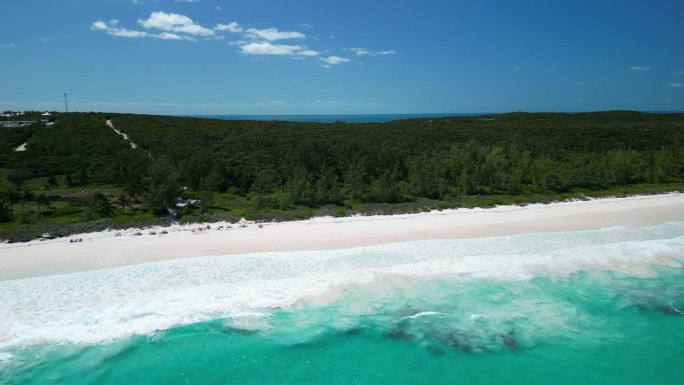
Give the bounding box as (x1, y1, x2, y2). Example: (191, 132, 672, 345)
(1, 110, 682, 241)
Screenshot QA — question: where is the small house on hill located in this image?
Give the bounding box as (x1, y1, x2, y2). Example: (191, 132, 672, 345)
(40, 112, 57, 126)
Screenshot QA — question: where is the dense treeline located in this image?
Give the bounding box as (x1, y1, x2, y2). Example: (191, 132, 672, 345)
(6, 115, 129, 184)
(117, 111, 684, 207)
(0, 111, 683, 240)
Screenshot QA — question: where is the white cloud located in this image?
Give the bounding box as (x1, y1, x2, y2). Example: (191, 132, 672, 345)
(513, 67, 523, 71)
(349, 47, 373, 56)
(239, 41, 317, 57)
(215, 6, 222, 11)
(90, 13, 386, 68)
(579, 80, 602, 85)
(377, 50, 396, 55)
(217, 23, 314, 57)
(629, 65, 652, 71)
(670, 71, 684, 76)
(132, 0, 143, 5)
(240, 42, 303, 56)
(215, 22, 242, 33)
(175, 0, 200, 2)
(158, 32, 185, 40)
(245, 27, 305, 41)
(320, 56, 350, 66)
(668, 83, 684, 88)
(138, 11, 215, 37)
(91, 20, 107, 30)
(0, 43, 16, 48)
(91, 19, 200, 40)
(91, 20, 149, 38)
(348, 47, 396, 57)
(297, 49, 320, 57)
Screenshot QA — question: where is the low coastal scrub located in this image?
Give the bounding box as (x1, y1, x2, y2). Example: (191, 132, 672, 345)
(1, 111, 683, 242)
(0, 216, 173, 243)
(1, 183, 681, 243)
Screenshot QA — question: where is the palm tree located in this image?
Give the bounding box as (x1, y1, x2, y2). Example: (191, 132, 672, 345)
(0, 200, 12, 223)
(7, 169, 30, 191)
(22, 190, 35, 212)
(7, 190, 20, 206)
(118, 193, 129, 214)
(36, 193, 50, 213)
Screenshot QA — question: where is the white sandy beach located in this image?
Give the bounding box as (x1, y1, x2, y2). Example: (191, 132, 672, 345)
(1, 194, 683, 281)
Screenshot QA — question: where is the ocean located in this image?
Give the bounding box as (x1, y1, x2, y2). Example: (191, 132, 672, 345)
(1, 221, 683, 384)
(188, 112, 682, 124)
(189, 113, 484, 123)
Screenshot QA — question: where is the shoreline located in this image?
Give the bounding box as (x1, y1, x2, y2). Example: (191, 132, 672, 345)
(1, 193, 683, 281)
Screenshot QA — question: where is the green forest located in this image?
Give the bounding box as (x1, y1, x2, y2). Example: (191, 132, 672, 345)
(1, 111, 683, 242)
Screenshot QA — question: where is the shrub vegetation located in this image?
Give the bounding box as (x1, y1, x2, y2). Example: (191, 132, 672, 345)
(1, 110, 682, 241)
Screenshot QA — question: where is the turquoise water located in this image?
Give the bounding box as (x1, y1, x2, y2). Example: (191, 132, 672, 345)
(1, 222, 683, 384)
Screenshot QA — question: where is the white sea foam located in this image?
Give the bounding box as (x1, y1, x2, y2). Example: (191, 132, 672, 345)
(223, 312, 274, 332)
(397, 312, 444, 322)
(0, 222, 682, 350)
(0, 352, 14, 362)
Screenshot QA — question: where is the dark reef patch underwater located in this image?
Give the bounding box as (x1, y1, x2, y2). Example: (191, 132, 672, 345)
(1, 223, 684, 384)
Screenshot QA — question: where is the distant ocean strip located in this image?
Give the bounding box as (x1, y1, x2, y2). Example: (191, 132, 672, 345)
(186, 113, 487, 124)
(183, 111, 683, 124)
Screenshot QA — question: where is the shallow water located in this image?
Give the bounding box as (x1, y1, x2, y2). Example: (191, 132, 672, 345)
(1, 222, 683, 384)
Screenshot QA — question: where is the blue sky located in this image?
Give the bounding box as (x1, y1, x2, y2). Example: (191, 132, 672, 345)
(1, 0, 683, 114)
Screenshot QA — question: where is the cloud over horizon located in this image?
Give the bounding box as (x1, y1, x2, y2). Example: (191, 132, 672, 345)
(245, 27, 305, 41)
(138, 11, 215, 37)
(347, 47, 396, 56)
(91, 11, 390, 68)
(91, 19, 150, 39)
(216, 21, 319, 58)
(320, 56, 351, 67)
(239, 41, 318, 57)
(92, 11, 216, 41)
(215, 22, 242, 33)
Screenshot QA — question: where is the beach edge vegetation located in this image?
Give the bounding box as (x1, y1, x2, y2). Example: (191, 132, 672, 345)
(1, 110, 682, 242)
